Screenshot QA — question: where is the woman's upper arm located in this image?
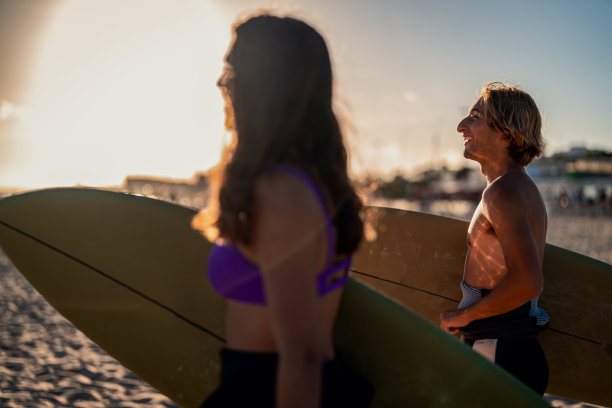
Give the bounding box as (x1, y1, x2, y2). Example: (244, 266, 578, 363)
(251, 173, 328, 353)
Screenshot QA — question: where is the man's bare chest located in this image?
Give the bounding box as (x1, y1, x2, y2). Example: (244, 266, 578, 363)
(467, 205, 496, 247)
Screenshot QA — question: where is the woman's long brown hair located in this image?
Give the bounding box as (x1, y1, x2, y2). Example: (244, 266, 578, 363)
(194, 13, 363, 256)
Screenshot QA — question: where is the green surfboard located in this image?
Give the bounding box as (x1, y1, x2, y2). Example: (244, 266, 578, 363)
(0, 188, 569, 407)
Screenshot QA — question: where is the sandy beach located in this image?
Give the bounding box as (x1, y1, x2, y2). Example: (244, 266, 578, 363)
(1, 208, 610, 407)
(0, 250, 180, 408)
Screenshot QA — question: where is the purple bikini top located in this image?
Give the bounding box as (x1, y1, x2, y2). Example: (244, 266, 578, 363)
(207, 164, 352, 304)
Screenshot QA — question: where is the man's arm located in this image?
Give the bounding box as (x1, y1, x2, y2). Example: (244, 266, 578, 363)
(440, 180, 543, 334)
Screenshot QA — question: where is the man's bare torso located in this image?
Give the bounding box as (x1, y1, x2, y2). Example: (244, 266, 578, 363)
(464, 171, 547, 290)
(464, 201, 507, 289)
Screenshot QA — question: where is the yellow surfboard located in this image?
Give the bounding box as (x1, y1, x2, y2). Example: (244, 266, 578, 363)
(0, 188, 569, 407)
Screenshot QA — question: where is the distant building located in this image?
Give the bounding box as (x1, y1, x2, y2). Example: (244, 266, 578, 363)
(528, 147, 612, 178)
(375, 166, 485, 201)
(122, 173, 209, 208)
(526, 157, 566, 178)
(568, 146, 588, 158)
(566, 159, 612, 177)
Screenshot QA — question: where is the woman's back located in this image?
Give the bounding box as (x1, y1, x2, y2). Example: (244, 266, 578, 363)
(222, 169, 345, 360)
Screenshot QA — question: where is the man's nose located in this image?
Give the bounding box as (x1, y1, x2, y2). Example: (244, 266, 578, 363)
(457, 117, 468, 133)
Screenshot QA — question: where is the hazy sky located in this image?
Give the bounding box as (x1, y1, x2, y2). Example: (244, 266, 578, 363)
(1, 0, 611, 190)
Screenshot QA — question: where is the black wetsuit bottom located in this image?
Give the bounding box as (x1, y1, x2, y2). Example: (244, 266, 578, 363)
(460, 286, 550, 395)
(464, 337, 549, 395)
(200, 348, 374, 407)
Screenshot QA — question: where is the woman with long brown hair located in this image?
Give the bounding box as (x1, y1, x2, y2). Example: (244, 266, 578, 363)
(193, 12, 373, 408)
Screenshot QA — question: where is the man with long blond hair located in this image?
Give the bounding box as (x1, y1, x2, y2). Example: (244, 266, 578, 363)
(440, 82, 550, 395)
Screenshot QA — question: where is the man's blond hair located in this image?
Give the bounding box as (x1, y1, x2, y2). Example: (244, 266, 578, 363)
(481, 82, 544, 166)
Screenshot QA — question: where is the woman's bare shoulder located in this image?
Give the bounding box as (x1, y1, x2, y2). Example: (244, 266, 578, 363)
(250, 170, 327, 270)
(253, 170, 324, 227)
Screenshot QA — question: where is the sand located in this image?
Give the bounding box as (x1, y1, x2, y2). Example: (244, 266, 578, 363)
(0, 251, 180, 408)
(546, 214, 612, 266)
(1, 210, 610, 407)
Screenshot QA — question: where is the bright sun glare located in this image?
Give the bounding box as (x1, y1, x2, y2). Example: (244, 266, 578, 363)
(13, 0, 230, 189)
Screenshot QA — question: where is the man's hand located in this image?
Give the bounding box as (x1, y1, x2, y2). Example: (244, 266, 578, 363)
(440, 308, 472, 335)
